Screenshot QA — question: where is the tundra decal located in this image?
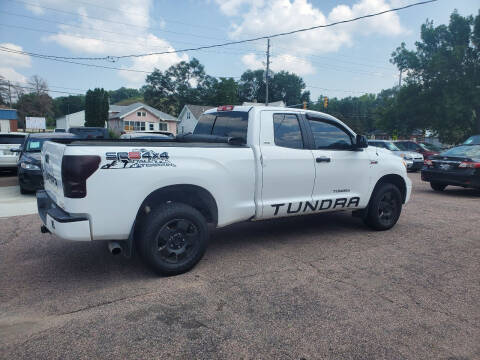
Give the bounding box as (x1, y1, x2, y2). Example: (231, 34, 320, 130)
(101, 149, 175, 169)
(271, 197, 360, 216)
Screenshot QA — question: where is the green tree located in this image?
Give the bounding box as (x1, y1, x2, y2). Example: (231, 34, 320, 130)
(53, 95, 85, 118)
(108, 87, 143, 104)
(85, 88, 109, 127)
(390, 10, 480, 143)
(15, 93, 54, 129)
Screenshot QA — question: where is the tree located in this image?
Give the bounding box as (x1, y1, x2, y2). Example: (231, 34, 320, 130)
(53, 95, 85, 118)
(238, 69, 266, 103)
(390, 10, 480, 143)
(15, 92, 53, 129)
(270, 71, 310, 106)
(108, 87, 143, 104)
(28, 75, 48, 95)
(143, 58, 210, 115)
(85, 88, 109, 127)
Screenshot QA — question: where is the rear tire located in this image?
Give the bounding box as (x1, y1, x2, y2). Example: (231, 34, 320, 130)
(138, 202, 208, 276)
(430, 182, 447, 192)
(364, 183, 402, 231)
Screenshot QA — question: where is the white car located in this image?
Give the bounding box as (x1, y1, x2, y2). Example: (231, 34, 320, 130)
(0, 132, 27, 170)
(38, 106, 412, 275)
(368, 140, 424, 172)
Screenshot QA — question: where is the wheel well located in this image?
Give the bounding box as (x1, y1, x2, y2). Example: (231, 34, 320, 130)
(374, 174, 407, 203)
(135, 184, 218, 226)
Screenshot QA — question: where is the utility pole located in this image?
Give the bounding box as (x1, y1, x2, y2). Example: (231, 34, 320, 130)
(265, 38, 270, 106)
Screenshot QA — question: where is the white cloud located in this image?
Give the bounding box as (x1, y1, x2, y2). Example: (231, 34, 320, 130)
(24, 0, 187, 87)
(242, 53, 315, 75)
(217, 0, 406, 73)
(0, 43, 32, 84)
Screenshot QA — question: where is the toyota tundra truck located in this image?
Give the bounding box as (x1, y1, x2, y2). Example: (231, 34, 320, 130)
(37, 106, 412, 275)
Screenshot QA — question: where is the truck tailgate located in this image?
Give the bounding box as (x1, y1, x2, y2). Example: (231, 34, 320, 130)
(42, 141, 66, 208)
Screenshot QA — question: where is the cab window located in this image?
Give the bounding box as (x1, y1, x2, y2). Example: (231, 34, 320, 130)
(273, 114, 304, 149)
(194, 111, 248, 142)
(308, 120, 352, 150)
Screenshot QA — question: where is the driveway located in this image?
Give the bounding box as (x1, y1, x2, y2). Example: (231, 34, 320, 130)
(0, 173, 479, 359)
(0, 173, 37, 218)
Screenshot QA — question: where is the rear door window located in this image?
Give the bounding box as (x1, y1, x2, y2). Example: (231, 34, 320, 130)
(194, 111, 248, 141)
(273, 114, 304, 149)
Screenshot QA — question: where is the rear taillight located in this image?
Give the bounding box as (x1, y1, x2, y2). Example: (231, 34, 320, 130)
(458, 161, 480, 169)
(424, 159, 433, 166)
(62, 155, 101, 198)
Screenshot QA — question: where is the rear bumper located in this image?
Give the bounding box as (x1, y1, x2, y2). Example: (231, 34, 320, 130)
(421, 169, 480, 188)
(37, 190, 92, 241)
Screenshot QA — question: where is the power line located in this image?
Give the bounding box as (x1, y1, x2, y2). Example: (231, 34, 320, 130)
(17, 0, 436, 61)
(7, 0, 230, 42)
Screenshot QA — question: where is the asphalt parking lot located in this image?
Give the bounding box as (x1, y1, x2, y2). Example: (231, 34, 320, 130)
(0, 173, 479, 359)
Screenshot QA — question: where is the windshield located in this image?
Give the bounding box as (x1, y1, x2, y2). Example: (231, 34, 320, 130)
(194, 111, 248, 142)
(25, 138, 47, 152)
(463, 135, 480, 145)
(394, 142, 408, 151)
(441, 145, 480, 159)
(420, 143, 440, 152)
(384, 142, 401, 151)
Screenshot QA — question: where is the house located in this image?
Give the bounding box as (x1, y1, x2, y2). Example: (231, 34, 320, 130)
(177, 104, 215, 134)
(56, 110, 86, 130)
(0, 108, 18, 132)
(108, 102, 178, 135)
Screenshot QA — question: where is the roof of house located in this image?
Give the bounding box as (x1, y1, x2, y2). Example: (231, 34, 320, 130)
(109, 102, 177, 121)
(0, 109, 18, 120)
(184, 104, 215, 120)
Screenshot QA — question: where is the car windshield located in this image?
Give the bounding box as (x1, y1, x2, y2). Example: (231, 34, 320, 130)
(420, 143, 440, 152)
(394, 142, 409, 151)
(384, 142, 401, 151)
(441, 145, 480, 159)
(463, 135, 480, 145)
(25, 138, 47, 152)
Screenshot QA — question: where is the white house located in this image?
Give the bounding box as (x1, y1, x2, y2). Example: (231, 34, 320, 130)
(55, 110, 86, 130)
(177, 104, 215, 134)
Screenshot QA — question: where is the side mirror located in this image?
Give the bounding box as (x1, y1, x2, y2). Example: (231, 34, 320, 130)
(10, 147, 22, 153)
(355, 135, 368, 149)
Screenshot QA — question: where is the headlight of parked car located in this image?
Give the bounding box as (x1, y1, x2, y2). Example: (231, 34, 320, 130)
(402, 153, 413, 160)
(20, 162, 40, 170)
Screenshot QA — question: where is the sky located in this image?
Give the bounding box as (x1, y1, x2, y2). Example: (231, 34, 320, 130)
(0, 0, 478, 103)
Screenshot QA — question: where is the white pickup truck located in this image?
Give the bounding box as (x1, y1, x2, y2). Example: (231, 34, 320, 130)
(37, 106, 411, 275)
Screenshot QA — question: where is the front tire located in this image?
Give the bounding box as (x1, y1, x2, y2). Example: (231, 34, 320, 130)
(430, 182, 447, 192)
(364, 183, 402, 231)
(138, 202, 208, 276)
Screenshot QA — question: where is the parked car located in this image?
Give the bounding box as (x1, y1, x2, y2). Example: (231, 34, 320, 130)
(463, 135, 480, 145)
(69, 127, 109, 139)
(38, 105, 411, 275)
(422, 144, 480, 191)
(395, 140, 439, 159)
(368, 140, 424, 172)
(120, 132, 174, 140)
(15, 132, 79, 193)
(0, 132, 27, 171)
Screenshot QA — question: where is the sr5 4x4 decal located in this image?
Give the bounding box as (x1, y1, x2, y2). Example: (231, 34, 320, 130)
(101, 149, 176, 169)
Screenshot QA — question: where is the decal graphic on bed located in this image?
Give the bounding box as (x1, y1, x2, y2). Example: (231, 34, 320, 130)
(101, 149, 175, 169)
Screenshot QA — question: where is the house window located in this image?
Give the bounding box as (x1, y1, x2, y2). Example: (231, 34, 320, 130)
(137, 112, 141, 117)
(124, 121, 133, 131)
(142, 111, 146, 117)
(187, 112, 190, 119)
(149, 123, 154, 131)
(159, 122, 167, 131)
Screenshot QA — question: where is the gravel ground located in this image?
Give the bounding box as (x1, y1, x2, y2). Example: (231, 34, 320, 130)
(0, 173, 479, 359)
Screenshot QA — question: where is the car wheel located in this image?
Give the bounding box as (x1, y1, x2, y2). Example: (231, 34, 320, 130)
(364, 183, 402, 231)
(138, 202, 208, 276)
(430, 182, 447, 192)
(19, 185, 29, 195)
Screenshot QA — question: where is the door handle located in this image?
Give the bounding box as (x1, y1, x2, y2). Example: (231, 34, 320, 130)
(316, 156, 331, 163)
